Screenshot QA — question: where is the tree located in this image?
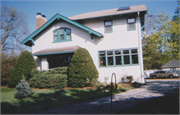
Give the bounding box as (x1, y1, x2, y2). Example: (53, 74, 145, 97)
(0, 6, 29, 54)
(67, 48, 99, 88)
(142, 9, 180, 69)
(14, 76, 34, 99)
(8, 51, 37, 88)
(1, 51, 19, 86)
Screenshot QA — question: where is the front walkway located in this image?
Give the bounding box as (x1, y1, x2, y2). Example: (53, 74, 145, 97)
(33, 79, 180, 114)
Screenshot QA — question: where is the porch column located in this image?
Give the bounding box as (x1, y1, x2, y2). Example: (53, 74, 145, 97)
(41, 57, 49, 71)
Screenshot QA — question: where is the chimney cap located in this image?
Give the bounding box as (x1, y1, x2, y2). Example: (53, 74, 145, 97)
(37, 13, 41, 15)
(42, 15, 46, 18)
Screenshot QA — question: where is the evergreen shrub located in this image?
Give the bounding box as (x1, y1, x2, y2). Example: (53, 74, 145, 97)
(29, 74, 67, 89)
(8, 51, 37, 87)
(14, 76, 34, 99)
(67, 48, 99, 88)
(29, 67, 68, 89)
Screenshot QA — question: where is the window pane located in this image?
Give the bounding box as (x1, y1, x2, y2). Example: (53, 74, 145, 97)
(115, 56, 122, 65)
(131, 49, 137, 54)
(54, 30, 58, 35)
(99, 51, 105, 56)
(108, 57, 113, 66)
(66, 29, 71, 34)
(67, 34, 71, 40)
(105, 26, 112, 32)
(54, 35, 58, 41)
(61, 35, 64, 40)
(132, 55, 138, 64)
(105, 21, 112, 26)
(124, 55, 130, 64)
(123, 50, 129, 54)
(128, 23, 135, 30)
(60, 29, 64, 35)
(107, 51, 113, 56)
(100, 57, 106, 66)
(115, 50, 121, 55)
(128, 18, 135, 23)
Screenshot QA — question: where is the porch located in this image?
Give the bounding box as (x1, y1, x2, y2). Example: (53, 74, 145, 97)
(33, 45, 79, 70)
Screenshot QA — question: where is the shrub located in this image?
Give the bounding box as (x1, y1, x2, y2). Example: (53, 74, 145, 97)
(1, 52, 19, 86)
(126, 76, 133, 83)
(67, 48, 99, 88)
(8, 51, 37, 87)
(14, 76, 34, 99)
(29, 74, 67, 89)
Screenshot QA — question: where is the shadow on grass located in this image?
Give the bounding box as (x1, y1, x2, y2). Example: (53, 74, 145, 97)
(1, 88, 121, 114)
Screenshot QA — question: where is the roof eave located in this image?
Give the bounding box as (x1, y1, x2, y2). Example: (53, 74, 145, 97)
(70, 10, 148, 21)
(21, 13, 103, 46)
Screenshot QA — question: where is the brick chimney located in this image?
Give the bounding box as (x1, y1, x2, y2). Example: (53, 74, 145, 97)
(36, 13, 47, 29)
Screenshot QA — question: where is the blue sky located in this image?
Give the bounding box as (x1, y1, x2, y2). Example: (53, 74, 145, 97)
(1, 0, 178, 33)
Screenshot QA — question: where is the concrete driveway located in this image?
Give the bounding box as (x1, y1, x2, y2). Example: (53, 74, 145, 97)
(33, 79, 180, 114)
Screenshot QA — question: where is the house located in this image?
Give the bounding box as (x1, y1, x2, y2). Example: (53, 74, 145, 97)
(21, 4, 148, 84)
(161, 60, 180, 70)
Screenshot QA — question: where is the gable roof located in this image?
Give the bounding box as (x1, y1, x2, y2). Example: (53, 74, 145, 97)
(69, 4, 147, 20)
(161, 60, 180, 68)
(21, 13, 103, 46)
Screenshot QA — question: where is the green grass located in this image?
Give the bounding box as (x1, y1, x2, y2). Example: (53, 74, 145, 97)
(115, 89, 179, 114)
(1, 86, 133, 114)
(1, 87, 14, 92)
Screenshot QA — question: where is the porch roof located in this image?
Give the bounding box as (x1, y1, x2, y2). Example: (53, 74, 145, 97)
(33, 45, 79, 56)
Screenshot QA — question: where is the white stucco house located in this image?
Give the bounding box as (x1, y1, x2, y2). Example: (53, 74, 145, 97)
(21, 4, 148, 84)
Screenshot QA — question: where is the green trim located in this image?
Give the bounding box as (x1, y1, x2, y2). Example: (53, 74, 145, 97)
(33, 51, 75, 56)
(127, 17, 136, 31)
(21, 13, 103, 46)
(53, 28, 72, 43)
(98, 47, 139, 68)
(141, 25, 145, 30)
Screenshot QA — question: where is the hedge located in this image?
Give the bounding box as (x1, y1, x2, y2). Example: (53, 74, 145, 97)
(29, 74, 67, 89)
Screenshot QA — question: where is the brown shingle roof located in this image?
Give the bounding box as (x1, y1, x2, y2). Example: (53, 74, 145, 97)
(161, 60, 180, 68)
(69, 4, 147, 20)
(33, 45, 79, 56)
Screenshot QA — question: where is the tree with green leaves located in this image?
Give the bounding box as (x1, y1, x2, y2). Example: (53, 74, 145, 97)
(67, 48, 99, 88)
(8, 51, 37, 87)
(142, 9, 179, 69)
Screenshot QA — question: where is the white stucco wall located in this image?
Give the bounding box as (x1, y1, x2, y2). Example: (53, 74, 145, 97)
(32, 14, 145, 84)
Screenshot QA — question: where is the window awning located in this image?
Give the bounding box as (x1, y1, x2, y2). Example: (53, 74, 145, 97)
(33, 45, 79, 56)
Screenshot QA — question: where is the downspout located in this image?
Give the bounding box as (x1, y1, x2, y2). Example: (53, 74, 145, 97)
(137, 12, 144, 85)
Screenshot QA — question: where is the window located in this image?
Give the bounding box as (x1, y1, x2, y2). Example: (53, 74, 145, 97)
(131, 49, 138, 64)
(127, 18, 136, 30)
(123, 50, 130, 65)
(98, 48, 139, 67)
(53, 28, 72, 42)
(104, 20, 112, 33)
(107, 51, 113, 66)
(115, 50, 122, 65)
(99, 51, 106, 67)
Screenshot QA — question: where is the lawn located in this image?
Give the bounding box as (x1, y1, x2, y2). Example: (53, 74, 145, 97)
(115, 89, 179, 114)
(1, 84, 136, 114)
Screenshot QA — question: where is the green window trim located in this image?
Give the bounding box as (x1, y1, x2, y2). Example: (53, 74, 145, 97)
(98, 48, 139, 68)
(53, 27, 72, 43)
(127, 17, 136, 31)
(104, 20, 113, 33)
